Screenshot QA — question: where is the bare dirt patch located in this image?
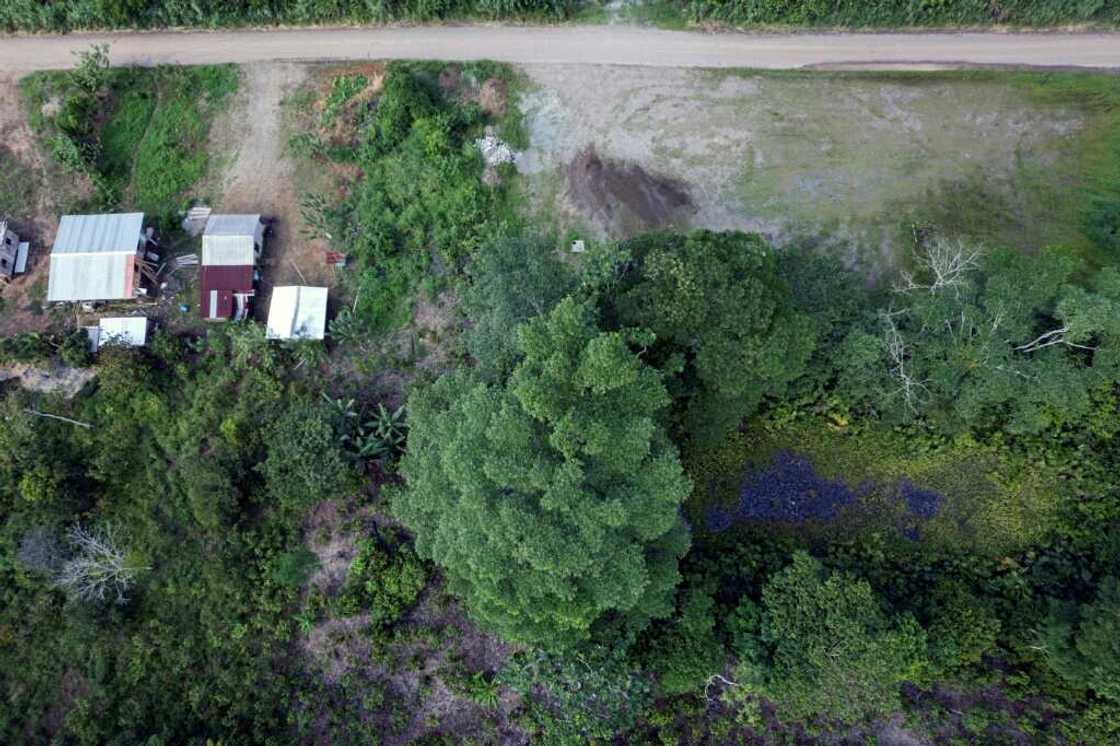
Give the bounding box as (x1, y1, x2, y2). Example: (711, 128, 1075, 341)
(297, 496, 524, 746)
(566, 144, 693, 236)
(518, 65, 1087, 273)
(0, 363, 96, 398)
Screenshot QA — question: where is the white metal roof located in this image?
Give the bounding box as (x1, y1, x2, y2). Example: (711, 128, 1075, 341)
(96, 317, 148, 349)
(202, 214, 263, 266)
(47, 252, 134, 302)
(205, 214, 262, 236)
(267, 286, 328, 341)
(52, 213, 143, 255)
(202, 235, 256, 266)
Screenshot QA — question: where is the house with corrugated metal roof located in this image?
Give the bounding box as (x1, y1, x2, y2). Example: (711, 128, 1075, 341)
(266, 286, 328, 341)
(199, 214, 263, 321)
(0, 220, 30, 281)
(46, 213, 149, 303)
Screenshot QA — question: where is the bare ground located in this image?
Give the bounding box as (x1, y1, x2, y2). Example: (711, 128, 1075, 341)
(518, 64, 1087, 274)
(208, 63, 336, 321)
(0, 362, 96, 398)
(299, 496, 524, 745)
(0, 74, 90, 336)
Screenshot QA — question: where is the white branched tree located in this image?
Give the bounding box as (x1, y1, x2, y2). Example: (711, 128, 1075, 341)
(895, 237, 981, 295)
(54, 524, 144, 605)
(880, 309, 929, 416)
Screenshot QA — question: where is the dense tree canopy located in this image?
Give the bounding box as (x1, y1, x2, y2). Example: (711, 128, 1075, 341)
(462, 235, 577, 381)
(613, 231, 816, 444)
(396, 297, 691, 647)
(1043, 576, 1120, 701)
(729, 552, 929, 725)
(838, 243, 1120, 433)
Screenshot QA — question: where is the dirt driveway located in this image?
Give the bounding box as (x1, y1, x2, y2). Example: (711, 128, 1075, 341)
(209, 62, 335, 320)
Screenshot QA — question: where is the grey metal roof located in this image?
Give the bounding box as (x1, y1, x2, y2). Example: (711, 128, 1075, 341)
(52, 213, 144, 255)
(204, 214, 261, 237)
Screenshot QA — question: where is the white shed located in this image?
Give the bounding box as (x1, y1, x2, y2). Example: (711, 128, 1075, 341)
(87, 316, 149, 351)
(202, 214, 264, 267)
(266, 286, 328, 341)
(47, 213, 145, 302)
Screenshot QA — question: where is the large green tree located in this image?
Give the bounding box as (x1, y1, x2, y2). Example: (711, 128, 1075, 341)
(729, 552, 928, 725)
(613, 231, 816, 444)
(462, 236, 576, 380)
(1042, 577, 1120, 701)
(396, 297, 692, 647)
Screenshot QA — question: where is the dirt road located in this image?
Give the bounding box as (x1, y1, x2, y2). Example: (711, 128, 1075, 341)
(1, 26, 1119, 74)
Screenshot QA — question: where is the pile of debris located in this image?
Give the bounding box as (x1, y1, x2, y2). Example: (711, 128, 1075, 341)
(565, 145, 693, 236)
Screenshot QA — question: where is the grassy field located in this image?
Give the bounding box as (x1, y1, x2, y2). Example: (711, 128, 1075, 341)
(21, 64, 239, 225)
(519, 67, 1120, 276)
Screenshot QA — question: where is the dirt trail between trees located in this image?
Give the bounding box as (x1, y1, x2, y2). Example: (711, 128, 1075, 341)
(1, 27, 1119, 74)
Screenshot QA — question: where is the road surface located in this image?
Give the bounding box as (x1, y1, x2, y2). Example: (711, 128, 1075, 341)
(1, 26, 1119, 73)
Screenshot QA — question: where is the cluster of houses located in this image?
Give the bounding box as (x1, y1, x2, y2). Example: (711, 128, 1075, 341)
(8, 210, 330, 351)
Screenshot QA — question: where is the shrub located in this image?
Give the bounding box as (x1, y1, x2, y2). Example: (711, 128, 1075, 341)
(335, 534, 427, 626)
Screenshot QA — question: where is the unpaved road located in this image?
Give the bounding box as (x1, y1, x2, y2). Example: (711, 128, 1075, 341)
(1, 26, 1119, 74)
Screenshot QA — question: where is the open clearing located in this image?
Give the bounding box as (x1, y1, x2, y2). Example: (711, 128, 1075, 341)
(519, 65, 1089, 274)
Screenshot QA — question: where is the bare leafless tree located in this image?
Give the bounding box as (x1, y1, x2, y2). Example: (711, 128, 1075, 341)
(895, 237, 981, 295)
(1015, 326, 1097, 354)
(54, 524, 145, 605)
(880, 310, 929, 416)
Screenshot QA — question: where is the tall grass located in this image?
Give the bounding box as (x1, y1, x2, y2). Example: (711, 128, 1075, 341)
(0, 0, 580, 32)
(681, 0, 1120, 28)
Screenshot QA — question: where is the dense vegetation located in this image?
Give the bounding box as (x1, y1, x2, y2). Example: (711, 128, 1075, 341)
(21, 47, 238, 225)
(4, 58, 1120, 744)
(3, 0, 1117, 30)
(679, 0, 1120, 27)
(0, 0, 579, 32)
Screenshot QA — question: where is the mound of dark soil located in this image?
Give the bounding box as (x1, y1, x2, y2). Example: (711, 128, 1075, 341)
(565, 145, 692, 236)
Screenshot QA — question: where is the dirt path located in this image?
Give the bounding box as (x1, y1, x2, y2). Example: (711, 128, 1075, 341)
(0, 27, 1118, 74)
(209, 62, 331, 318)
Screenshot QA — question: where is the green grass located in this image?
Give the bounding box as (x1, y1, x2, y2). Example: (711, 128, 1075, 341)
(130, 66, 239, 221)
(23, 64, 239, 225)
(98, 87, 157, 196)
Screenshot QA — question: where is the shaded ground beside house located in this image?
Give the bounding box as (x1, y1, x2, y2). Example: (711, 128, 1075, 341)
(0, 74, 91, 336)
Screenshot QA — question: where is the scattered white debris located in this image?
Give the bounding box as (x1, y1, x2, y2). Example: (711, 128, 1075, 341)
(476, 136, 516, 167)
